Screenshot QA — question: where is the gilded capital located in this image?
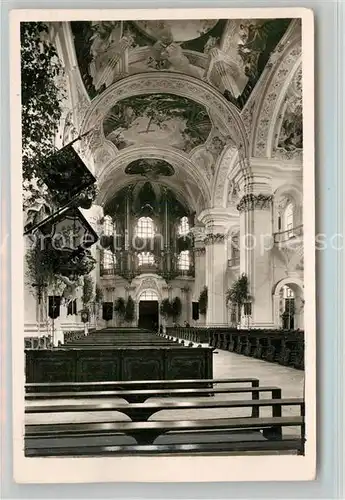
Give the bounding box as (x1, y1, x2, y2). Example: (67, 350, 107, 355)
(203, 233, 226, 245)
(237, 194, 273, 212)
(194, 247, 206, 256)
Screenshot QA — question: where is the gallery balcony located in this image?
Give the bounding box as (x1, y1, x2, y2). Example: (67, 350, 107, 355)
(100, 262, 195, 280)
(273, 225, 304, 246)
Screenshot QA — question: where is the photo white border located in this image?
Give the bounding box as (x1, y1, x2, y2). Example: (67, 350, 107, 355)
(10, 7, 315, 483)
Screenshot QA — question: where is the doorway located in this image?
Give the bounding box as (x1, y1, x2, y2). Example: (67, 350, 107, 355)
(138, 290, 159, 332)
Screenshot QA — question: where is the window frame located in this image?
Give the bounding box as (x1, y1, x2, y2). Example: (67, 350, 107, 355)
(135, 216, 155, 239)
(178, 249, 190, 271)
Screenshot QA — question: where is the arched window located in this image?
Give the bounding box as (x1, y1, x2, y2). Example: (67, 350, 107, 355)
(135, 217, 155, 238)
(138, 252, 155, 266)
(103, 215, 114, 236)
(277, 198, 295, 234)
(178, 250, 190, 271)
(103, 249, 115, 269)
(284, 203, 294, 236)
(178, 216, 190, 236)
(139, 290, 158, 301)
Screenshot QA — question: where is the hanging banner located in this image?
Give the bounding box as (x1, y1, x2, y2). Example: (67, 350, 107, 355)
(48, 296, 61, 319)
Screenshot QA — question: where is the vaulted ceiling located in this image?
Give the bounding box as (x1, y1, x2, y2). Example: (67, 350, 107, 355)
(71, 18, 292, 108)
(63, 18, 301, 213)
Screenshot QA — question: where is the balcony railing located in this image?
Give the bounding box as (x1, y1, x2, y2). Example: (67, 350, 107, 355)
(274, 225, 303, 244)
(228, 257, 240, 268)
(100, 263, 195, 280)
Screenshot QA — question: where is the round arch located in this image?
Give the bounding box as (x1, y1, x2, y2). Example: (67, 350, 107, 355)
(97, 145, 211, 212)
(212, 146, 241, 208)
(250, 33, 301, 158)
(132, 274, 166, 303)
(81, 72, 249, 156)
(138, 289, 159, 302)
(272, 277, 304, 329)
(273, 183, 303, 232)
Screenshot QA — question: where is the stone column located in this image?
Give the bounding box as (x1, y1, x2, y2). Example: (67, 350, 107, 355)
(163, 189, 171, 274)
(192, 223, 206, 301)
(193, 246, 206, 324)
(198, 210, 238, 326)
(125, 188, 132, 276)
(204, 233, 228, 326)
(237, 193, 274, 328)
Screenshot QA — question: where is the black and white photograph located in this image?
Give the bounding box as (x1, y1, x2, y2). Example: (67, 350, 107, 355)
(11, 8, 315, 483)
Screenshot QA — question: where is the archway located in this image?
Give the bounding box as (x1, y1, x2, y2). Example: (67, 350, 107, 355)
(273, 277, 304, 330)
(138, 289, 159, 332)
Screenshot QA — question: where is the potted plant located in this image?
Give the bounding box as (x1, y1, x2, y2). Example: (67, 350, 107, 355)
(226, 273, 251, 326)
(160, 298, 172, 320)
(171, 296, 182, 322)
(114, 297, 126, 325)
(124, 296, 135, 324)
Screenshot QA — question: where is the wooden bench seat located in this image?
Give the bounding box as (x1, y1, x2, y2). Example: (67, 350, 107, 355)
(25, 437, 304, 457)
(26, 415, 304, 445)
(26, 397, 304, 422)
(24, 375, 305, 457)
(26, 377, 260, 392)
(25, 385, 282, 404)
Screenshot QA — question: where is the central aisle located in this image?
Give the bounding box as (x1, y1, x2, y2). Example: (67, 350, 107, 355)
(26, 348, 304, 430)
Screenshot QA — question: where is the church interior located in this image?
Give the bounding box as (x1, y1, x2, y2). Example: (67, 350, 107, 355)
(23, 17, 305, 457)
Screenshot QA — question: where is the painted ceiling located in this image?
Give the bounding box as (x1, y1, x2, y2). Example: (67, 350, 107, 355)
(102, 94, 212, 153)
(71, 18, 292, 109)
(277, 66, 303, 152)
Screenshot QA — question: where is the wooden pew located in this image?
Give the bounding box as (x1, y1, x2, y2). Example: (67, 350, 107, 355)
(26, 415, 303, 443)
(25, 377, 305, 456)
(26, 377, 260, 392)
(26, 346, 214, 383)
(25, 438, 305, 457)
(25, 384, 282, 406)
(26, 397, 304, 423)
(25, 412, 305, 456)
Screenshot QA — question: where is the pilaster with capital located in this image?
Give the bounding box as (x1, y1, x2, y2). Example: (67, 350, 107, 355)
(198, 209, 238, 326)
(237, 184, 275, 328)
(192, 224, 206, 304)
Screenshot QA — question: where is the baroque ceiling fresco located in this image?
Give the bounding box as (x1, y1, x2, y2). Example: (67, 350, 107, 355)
(102, 94, 212, 153)
(71, 18, 292, 109)
(277, 66, 303, 152)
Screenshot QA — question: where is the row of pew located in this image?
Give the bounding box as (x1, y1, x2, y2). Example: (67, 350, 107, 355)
(167, 327, 304, 370)
(63, 328, 188, 348)
(26, 328, 213, 383)
(25, 377, 305, 457)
